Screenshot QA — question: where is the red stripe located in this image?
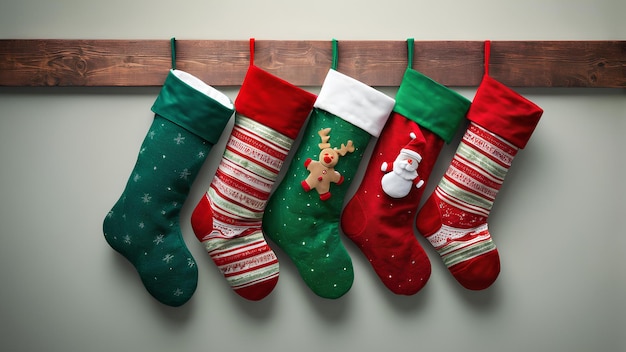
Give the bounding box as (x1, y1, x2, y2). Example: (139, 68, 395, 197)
(225, 143, 282, 175)
(231, 126, 289, 159)
(215, 168, 269, 201)
(469, 123, 518, 156)
(219, 159, 273, 192)
(211, 240, 269, 266)
(450, 157, 503, 190)
(210, 181, 263, 214)
(443, 173, 497, 202)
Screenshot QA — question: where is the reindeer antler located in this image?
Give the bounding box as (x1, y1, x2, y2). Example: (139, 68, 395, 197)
(318, 128, 332, 149)
(335, 140, 355, 156)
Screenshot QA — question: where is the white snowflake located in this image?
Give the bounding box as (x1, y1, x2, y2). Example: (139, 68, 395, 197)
(187, 257, 195, 268)
(138, 222, 145, 229)
(123, 235, 131, 244)
(173, 288, 184, 297)
(139, 147, 146, 155)
(173, 133, 185, 145)
(106, 211, 114, 218)
(198, 151, 205, 158)
(148, 131, 156, 139)
(179, 168, 191, 180)
(141, 193, 152, 203)
(153, 234, 164, 245)
(162, 254, 174, 263)
(133, 173, 141, 182)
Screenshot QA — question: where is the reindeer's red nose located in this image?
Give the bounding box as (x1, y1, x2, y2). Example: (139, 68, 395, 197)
(323, 155, 333, 164)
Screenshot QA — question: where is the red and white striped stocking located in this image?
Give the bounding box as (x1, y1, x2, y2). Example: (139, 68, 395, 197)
(415, 74, 542, 290)
(191, 65, 316, 300)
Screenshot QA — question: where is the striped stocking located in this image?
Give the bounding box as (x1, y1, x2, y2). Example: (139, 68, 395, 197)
(191, 65, 316, 300)
(415, 75, 542, 290)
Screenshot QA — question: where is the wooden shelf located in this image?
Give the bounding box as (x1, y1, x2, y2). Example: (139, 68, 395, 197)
(0, 40, 624, 88)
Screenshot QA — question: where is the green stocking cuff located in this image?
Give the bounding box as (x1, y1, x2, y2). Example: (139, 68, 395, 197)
(151, 69, 234, 144)
(394, 68, 471, 143)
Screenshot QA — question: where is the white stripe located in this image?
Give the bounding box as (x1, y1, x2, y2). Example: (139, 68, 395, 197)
(211, 239, 268, 259)
(436, 226, 491, 256)
(234, 124, 290, 155)
(218, 158, 274, 194)
(436, 188, 491, 217)
(453, 155, 504, 185)
(231, 268, 279, 290)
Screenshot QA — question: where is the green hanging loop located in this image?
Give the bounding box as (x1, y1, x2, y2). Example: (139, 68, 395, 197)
(170, 37, 177, 70)
(407, 38, 414, 70)
(331, 38, 338, 70)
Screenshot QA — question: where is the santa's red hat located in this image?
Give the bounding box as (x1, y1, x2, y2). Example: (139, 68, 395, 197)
(399, 131, 425, 163)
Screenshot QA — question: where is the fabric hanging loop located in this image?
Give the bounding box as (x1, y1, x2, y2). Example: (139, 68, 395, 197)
(170, 37, 176, 70)
(484, 40, 491, 76)
(407, 38, 415, 70)
(249, 38, 255, 66)
(331, 38, 338, 70)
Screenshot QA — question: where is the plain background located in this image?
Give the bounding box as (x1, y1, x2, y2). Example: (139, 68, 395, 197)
(1, 1, 625, 351)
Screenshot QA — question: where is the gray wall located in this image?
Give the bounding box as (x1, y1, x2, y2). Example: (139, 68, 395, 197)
(1, 1, 625, 351)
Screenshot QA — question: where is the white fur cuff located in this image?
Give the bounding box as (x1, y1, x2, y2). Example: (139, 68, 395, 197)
(314, 69, 395, 137)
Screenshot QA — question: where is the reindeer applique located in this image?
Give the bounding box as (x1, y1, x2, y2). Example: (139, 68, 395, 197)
(301, 128, 355, 201)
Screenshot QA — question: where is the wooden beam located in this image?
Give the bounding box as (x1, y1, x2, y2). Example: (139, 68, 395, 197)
(0, 40, 624, 87)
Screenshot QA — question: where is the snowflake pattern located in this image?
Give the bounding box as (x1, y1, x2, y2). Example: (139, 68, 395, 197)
(153, 234, 164, 245)
(173, 133, 185, 145)
(179, 168, 191, 180)
(141, 193, 152, 204)
(162, 254, 174, 263)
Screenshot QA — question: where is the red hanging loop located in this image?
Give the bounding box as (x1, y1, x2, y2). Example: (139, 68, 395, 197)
(249, 38, 255, 66)
(484, 40, 491, 76)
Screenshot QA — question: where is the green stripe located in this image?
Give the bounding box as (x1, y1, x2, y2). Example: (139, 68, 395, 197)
(440, 239, 496, 268)
(205, 231, 265, 252)
(440, 178, 493, 210)
(457, 143, 508, 180)
(208, 187, 261, 220)
(236, 115, 293, 150)
(223, 150, 277, 180)
(228, 262, 279, 287)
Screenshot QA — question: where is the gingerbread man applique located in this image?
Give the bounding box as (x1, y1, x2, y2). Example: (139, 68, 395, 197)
(301, 128, 355, 201)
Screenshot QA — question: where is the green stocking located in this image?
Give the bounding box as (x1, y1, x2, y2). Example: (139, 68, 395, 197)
(103, 70, 234, 306)
(263, 69, 394, 298)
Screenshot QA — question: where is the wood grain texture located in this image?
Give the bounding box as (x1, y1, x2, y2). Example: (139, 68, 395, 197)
(0, 40, 624, 87)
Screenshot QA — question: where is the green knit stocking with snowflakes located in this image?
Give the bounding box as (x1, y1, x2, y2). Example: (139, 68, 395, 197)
(103, 69, 234, 306)
(263, 69, 394, 299)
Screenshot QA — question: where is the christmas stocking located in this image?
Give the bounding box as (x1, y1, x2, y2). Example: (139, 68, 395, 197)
(103, 69, 234, 306)
(341, 68, 471, 295)
(263, 69, 395, 299)
(415, 74, 543, 290)
(190, 65, 316, 300)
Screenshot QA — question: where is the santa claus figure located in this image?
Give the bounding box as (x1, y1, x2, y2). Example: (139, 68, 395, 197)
(380, 132, 425, 198)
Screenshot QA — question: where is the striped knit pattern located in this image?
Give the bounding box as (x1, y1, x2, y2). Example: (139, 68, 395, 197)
(426, 122, 518, 268)
(200, 114, 293, 292)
